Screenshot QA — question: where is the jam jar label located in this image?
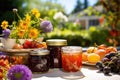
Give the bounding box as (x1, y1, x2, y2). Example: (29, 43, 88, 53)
(36, 59, 47, 69)
(29, 55, 49, 72)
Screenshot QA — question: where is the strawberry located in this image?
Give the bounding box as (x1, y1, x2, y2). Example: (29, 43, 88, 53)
(23, 43, 29, 49)
(30, 41, 37, 48)
(23, 40, 32, 49)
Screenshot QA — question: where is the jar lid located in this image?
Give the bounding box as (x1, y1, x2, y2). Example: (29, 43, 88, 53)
(46, 39, 67, 46)
(30, 49, 49, 56)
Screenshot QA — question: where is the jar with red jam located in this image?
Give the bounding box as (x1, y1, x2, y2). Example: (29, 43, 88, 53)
(61, 46, 82, 72)
(46, 39, 67, 68)
(28, 49, 50, 73)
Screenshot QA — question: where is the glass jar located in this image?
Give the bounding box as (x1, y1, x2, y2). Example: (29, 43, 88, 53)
(7, 52, 29, 65)
(61, 46, 82, 72)
(28, 49, 50, 73)
(46, 39, 67, 68)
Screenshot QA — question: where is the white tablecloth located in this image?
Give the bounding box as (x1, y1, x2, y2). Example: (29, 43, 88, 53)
(32, 66, 120, 80)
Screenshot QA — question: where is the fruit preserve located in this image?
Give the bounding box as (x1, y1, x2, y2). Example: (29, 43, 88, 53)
(7, 52, 29, 65)
(46, 39, 67, 68)
(61, 46, 82, 72)
(28, 49, 50, 73)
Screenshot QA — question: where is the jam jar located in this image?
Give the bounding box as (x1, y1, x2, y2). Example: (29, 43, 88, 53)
(28, 49, 50, 73)
(61, 46, 82, 72)
(46, 39, 67, 68)
(7, 52, 29, 65)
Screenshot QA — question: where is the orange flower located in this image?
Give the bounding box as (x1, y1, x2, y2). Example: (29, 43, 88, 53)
(1, 20, 9, 30)
(28, 28, 39, 39)
(25, 14, 31, 23)
(19, 20, 29, 30)
(18, 30, 26, 39)
(31, 8, 40, 18)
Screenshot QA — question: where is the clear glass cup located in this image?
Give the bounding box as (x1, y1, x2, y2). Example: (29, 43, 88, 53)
(61, 46, 84, 79)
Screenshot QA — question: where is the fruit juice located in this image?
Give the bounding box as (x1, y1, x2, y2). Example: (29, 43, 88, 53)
(62, 46, 82, 72)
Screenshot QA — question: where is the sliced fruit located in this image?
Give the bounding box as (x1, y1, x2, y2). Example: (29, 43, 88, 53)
(105, 46, 117, 54)
(87, 47, 97, 53)
(12, 44, 23, 49)
(87, 53, 100, 63)
(95, 49, 106, 60)
(82, 52, 88, 61)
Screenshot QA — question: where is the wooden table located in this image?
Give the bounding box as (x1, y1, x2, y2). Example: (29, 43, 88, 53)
(32, 65, 120, 80)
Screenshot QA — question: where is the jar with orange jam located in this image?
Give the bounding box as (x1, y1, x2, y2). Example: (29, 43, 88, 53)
(61, 46, 82, 72)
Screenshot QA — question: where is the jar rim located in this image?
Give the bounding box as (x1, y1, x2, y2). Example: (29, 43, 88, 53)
(30, 49, 49, 55)
(46, 39, 67, 46)
(62, 46, 82, 53)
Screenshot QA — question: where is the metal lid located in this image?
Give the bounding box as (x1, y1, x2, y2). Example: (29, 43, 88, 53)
(30, 49, 49, 56)
(46, 39, 67, 46)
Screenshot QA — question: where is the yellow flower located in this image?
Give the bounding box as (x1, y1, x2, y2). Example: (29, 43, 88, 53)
(25, 14, 31, 23)
(1, 20, 9, 30)
(31, 8, 40, 18)
(28, 28, 39, 39)
(18, 30, 25, 39)
(19, 20, 29, 30)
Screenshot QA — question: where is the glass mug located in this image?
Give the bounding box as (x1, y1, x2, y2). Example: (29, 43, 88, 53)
(61, 46, 82, 72)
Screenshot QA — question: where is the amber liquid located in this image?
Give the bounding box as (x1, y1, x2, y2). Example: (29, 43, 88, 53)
(62, 52, 82, 72)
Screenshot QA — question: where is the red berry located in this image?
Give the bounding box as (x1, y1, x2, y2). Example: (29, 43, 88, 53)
(0, 68, 3, 72)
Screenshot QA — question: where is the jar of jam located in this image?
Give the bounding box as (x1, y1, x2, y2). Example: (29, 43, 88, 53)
(28, 49, 50, 73)
(7, 52, 29, 65)
(46, 39, 67, 68)
(61, 46, 82, 72)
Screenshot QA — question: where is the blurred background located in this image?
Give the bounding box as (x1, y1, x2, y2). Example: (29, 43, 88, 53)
(0, 0, 120, 47)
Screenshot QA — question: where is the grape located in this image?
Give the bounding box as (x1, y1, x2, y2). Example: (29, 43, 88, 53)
(96, 61, 104, 71)
(102, 57, 110, 63)
(96, 52, 120, 76)
(104, 52, 115, 59)
(103, 66, 111, 75)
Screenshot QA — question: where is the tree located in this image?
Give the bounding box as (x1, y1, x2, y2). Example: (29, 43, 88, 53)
(84, 0, 89, 9)
(72, 0, 83, 14)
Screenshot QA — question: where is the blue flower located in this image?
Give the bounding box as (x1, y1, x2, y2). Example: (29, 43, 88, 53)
(40, 20, 53, 33)
(2, 29, 10, 39)
(7, 65, 32, 80)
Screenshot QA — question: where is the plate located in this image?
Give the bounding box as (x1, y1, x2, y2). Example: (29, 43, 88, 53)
(0, 48, 44, 53)
(82, 61, 96, 66)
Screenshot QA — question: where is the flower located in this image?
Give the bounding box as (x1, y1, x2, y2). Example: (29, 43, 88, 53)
(53, 12, 68, 22)
(7, 65, 32, 80)
(2, 29, 10, 38)
(40, 20, 53, 33)
(0, 8, 53, 39)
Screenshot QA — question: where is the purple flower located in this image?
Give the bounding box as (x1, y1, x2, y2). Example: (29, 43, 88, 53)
(2, 29, 10, 38)
(40, 20, 53, 33)
(0, 51, 6, 55)
(7, 65, 32, 80)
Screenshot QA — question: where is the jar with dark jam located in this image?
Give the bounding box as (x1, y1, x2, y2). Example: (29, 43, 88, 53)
(28, 49, 50, 73)
(46, 39, 67, 68)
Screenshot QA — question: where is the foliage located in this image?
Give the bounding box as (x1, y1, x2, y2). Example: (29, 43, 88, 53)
(88, 26, 110, 46)
(1, 8, 53, 39)
(100, 0, 120, 46)
(72, 0, 83, 14)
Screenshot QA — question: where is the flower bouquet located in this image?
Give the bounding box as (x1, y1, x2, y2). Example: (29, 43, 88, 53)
(0, 55, 32, 80)
(0, 8, 53, 49)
